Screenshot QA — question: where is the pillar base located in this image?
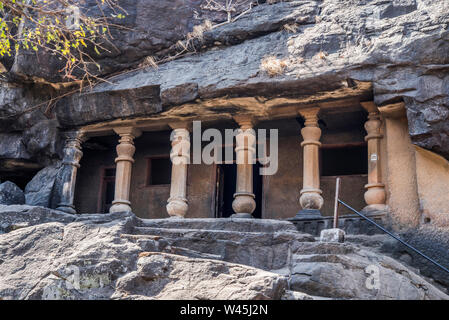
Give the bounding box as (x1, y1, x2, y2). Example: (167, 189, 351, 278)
(168, 215, 184, 219)
(361, 204, 388, 216)
(110, 201, 132, 213)
(56, 205, 76, 215)
(231, 213, 253, 219)
(290, 209, 322, 221)
(166, 197, 188, 218)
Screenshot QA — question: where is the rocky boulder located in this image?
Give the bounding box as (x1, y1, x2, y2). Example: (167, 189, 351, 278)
(22, 120, 62, 165)
(113, 252, 287, 300)
(0, 206, 447, 300)
(0, 133, 30, 160)
(24, 161, 61, 207)
(0, 208, 287, 300)
(0, 204, 74, 234)
(0, 181, 25, 205)
(290, 241, 448, 300)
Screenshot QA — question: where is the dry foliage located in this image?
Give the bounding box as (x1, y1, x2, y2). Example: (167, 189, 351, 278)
(282, 23, 298, 33)
(138, 56, 158, 69)
(186, 20, 213, 41)
(260, 55, 288, 77)
(317, 51, 327, 59)
(0, 0, 128, 85)
(201, 0, 256, 24)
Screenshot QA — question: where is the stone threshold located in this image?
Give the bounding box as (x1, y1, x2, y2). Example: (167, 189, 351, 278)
(289, 212, 386, 236)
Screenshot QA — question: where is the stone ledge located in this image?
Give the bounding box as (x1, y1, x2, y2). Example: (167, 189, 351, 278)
(291, 213, 386, 236)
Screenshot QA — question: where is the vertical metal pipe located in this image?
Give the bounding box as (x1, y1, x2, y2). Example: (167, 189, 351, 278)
(333, 177, 341, 228)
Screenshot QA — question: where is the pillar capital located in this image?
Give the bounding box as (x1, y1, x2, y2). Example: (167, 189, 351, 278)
(64, 129, 86, 141)
(299, 108, 322, 148)
(113, 127, 142, 139)
(168, 121, 192, 131)
(364, 116, 383, 141)
(169, 127, 190, 164)
(360, 101, 379, 114)
(378, 102, 407, 119)
(233, 116, 257, 130)
(60, 130, 85, 168)
(298, 107, 320, 127)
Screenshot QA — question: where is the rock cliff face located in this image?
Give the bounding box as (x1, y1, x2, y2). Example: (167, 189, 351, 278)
(0, 1, 448, 301)
(0, 205, 447, 300)
(0, 0, 448, 169)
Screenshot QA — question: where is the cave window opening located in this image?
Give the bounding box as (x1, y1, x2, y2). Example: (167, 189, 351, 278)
(146, 156, 172, 186)
(320, 144, 368, 176)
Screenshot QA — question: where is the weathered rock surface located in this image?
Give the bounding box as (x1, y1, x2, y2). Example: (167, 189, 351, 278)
(0, 83, 60, 171)
(0, 182, 25, 205)
(52, 0, 449, 159)
(113, 252, 287, 300)
(24, 161, 61, 207)
(22, 120, 62, 165)
(347, 227, 449, 289)
(0, 82, 49, 133)
(290, 241, 448, 299)
(0, 206, 447, 300)
(0, 0, 448, 167)
(0, 133, 31, 160)
(0, 204, 74, 234)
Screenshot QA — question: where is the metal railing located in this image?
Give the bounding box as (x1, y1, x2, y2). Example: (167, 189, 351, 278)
(333, 177, 449, 275)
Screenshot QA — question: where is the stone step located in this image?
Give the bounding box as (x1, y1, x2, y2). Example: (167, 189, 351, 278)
(137, 217, 298, 233)
(130, 225, 315, 271)
(133, 226, 314, 243)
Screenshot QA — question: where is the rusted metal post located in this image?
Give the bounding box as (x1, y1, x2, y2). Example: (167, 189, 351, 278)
(333, 177, 341, 228)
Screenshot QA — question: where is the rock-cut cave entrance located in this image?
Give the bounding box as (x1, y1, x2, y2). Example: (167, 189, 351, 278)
(215, 162, 263, 219)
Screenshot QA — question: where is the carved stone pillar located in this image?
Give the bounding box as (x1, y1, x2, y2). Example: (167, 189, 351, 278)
(232, 116, 257, 219)
(109, 127, 141, 213)
(166, 123, 191, 218)
(296, 108, 323, 219)
(56, 130, 85, 214)
(361, 102, 386, 212)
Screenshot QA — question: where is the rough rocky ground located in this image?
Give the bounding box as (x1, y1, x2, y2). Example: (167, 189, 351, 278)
(0, 205, 447, 300)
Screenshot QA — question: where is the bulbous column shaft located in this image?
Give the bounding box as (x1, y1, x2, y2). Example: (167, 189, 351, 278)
(110, 127, 141, 213)
(232, 118, 256, 218)
(363, 109, 386, 209)
(298, 109, 323, 217)
(56, 131, 85, 214)
(166, 125, 191, 218)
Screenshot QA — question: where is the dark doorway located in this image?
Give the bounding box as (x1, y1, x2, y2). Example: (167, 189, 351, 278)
(215, 162, 263, 218)
(99, 167, 115, 213)
(321, 144, 368, 176)
(146, 157, 172, 186)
